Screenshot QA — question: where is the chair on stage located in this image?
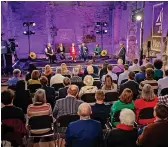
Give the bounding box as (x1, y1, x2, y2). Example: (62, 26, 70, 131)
(81, 93, 96, 103)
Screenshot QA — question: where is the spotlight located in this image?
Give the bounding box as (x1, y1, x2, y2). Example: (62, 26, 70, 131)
(104, 30, 108, 33)
(96, 30, 101, 34)
(30, 22, 36, 26)
(23, 22, 29, 27)
(136, 15, 142, 21)
(102, 22, 108, 27)
(30, 31, 35, 34)
(132, 9, 144, 22)
(96, 22, 101, 26)
(23, 31, 28, 35)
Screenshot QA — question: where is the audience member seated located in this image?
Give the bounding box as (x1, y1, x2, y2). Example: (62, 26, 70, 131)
(102, 64, 118, 83)
(137, 103, 168, 147)
(50, 67, 65, 86)
(13, 80, 32, 114)
(112, 59, 124, 74)
(79, 75, 98, 98)
(42, 64, 55, 85)
(139, 68, 158, 92)
(53, 85, 83, 119)
(153, 59, 163, 81)
(40, 76, 55, 109)
(66, 103, 103, 147)
(158, 69, 168, 96)
(91, 90, 111, 127)
(71, 67, 82, 83)
(129, 58, 140, 72)
(61, 63, 71, 76)
(76, 65, 84, 75)
(135, 84, 158, 125)
(145, 62, 154, 69)
(58, 77, 71, 99)
(27, 70, 41, 86)
(25, 63, 37, 81)
(119, 71, 139, 100)
(8, 69, 21, 86)
(107, 109, 138, 147)
(118, 64, 130, 86)
(99, 61, 108, 80)
(135, 65, 146, 84)
(84, 60, 99, 75)
(111, 88, 134, 127)
(102, 75, 117, 92)
(87, 65, 99, 80)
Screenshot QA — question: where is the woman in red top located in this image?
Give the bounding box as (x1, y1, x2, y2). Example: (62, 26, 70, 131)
(135, 84, 158, 125)
(70, 43, 77, 62)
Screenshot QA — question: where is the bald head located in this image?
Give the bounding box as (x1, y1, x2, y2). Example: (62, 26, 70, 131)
(78, 103, 92, 117)
(67, 85, 79, 97)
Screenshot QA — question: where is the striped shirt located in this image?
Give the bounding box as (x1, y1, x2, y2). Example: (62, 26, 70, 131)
(53, 96, 83, 119)
(139, 80, 158, 91)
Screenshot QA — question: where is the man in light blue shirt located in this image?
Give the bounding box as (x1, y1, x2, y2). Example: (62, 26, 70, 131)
(8, 69, 21, 86)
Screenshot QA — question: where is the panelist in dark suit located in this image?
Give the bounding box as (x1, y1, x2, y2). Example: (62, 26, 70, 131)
(80, 42, 88, 61)
(45, 43, 55, 63)
(66, 103, 103, 147)
(118, 42, 126, 64)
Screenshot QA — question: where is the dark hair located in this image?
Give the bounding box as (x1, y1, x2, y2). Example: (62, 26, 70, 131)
(28, 63, 37, 73)
(155, 103, 168, 119)
(146, 68, 154, 80)
(104, 75, 114, 90)
(40, 76, 48, 86)
(63, 77, 71, 86)
(154, 59, 163, 69)
(128, 71, 135, 80)
(124, 64, 129, 70)
(103, 61, 108, 69)
(1, 90, 14, 105)
(165, 69, 168, 76)
(16, 80, 26, 91)
(107, 64, 112, 71)
(31, 70, 40, 80)
(140, 66, 146, 72)
(133, 59, 138, 64)
(120, 88, 133, 104)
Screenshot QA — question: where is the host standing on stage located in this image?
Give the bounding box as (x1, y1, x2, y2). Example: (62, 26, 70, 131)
(118, 42, 126, 64)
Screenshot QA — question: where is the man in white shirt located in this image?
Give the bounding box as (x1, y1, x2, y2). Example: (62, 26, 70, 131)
(50, 67, 65, 86)
(129, 58, 140, 72)
(158, 69, 168, 95)
(102, 64, 118, 83)
(118, 64, 130, 86)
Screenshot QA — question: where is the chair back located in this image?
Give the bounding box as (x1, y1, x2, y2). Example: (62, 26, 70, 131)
(121, 79, 128, 85)
(71, 82, 84, 90)
(160, 88, 168, 96)
(93, 80, 101, 89)
(105, 92, 118, 103)
(138, 107, 154, 120)
(52, 83, 64, 91)
(28, 84, 41, 93)
(81, 93, 96, 103)
(63, 74, 71, 78)
(112, 110, 121, 123)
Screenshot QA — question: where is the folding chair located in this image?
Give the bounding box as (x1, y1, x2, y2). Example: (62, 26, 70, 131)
(93, 80, 102, 89)
(28, 84, 41, 93)
(71, 81, 84, 90)
(52, 83, 64, 91)
(62, 74, 71, 78)
(104, 92, 119, 103)
(81, 93, 96, 103)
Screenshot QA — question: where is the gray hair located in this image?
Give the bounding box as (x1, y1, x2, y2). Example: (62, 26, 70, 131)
(118, 59, 123, 65)
(83, 75, 94, 86)
(56, 67, 61, 74)
(141, 84, 155, 101)
(13, 69, 21, 76)
(119, 108, 135, 126)
(78, 103, 92, 118)
(87, 65, 94, 74)
(34, 89, 46, 104)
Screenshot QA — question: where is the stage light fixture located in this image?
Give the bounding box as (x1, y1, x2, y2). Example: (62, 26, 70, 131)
(30, 22, 36, 26)
(132, 9, 144, 22)
(23, 22, 29, 27)
(104, 30, 108, 33)
(136, 15, 142, 21)
(96, 22, 101, 26)
(102, 22, 107, 27)
(23, 31, 28, 35)
(30, 31, 35, 34)
(96, 30, 101, 34)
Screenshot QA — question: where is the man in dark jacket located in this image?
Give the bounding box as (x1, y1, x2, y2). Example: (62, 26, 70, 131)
(118, 42, 126, 64)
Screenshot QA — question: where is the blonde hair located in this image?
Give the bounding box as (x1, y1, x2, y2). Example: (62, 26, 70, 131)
(118, 59, 123, 64)
(87, 65, 94, 74)
(141, 84, 155, 101)
(83, 75, 94, 86)
(61, 63, 68, 74)
(44, 64, 52, 75)
(34, 89, 46, 104)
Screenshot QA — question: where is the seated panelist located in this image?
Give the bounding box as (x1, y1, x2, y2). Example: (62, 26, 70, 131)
(57, 43, 66, 60)
(45, 43, 55, 63)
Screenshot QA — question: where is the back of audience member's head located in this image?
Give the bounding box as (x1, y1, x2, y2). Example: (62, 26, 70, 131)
(165, 69, 168, 76)
(107, 64, 112, 72)
(31, 70, 40, 80)
(88, 60, 93, 65)
(61, 63, 68, 73)
(73, 67, 79, 76)
(78, 103, 92, 118)
(120, 108, 135, 126)
(140, 65, 146, 73)
(104, 75, 114, 90)
(63, 77, 71, 86)
(124, 64, 129, 71)
(44, 64, 52, 73)
(56, 67, 62, 74)
(67, 85, 79, 97)
(128, 71, 135, 80)
(28, 63, 37, 73)
(83, 75, 94, 86)
(87, 65, 94, 74)
(118, 59, 123, 65)
(13, 69, 21, 77)
(145, 68, 154, 80)
(95, 90, 105, 102)
(120, 88, 133, 104)
(154, 59, 163, 70)
(145, 63, 154, 69)
(1, 90, 14, 105)
(141, 84, 154, 101)
(34, 89, 46, 104)
(154, 103, 168, 120)
(133, 58, 138, 64)
(40, 76, 48, 86)
(16, 80, 26, 91)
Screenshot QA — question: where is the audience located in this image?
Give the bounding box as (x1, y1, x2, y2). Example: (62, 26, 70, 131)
(42, 64, 54, 85)
(79, 75, 98, 98)
(53, 85, 83, 118)
(25, 63, 37, 81)
(58, 77, 71, 99)
(135, 65, 146, 84)
(112, 59, 124, 74)
(158, 94, 168, 106)
(50, 67, 65, 86)
(91, 90, 110, 127)
(99, 61, 108, 80)
(66, 103, 103, 147)
(139, 68, 158, 92)
(153, 59, 163, 81)
(145, 62, 154, 69)
(87, 65, 99, 80)
(107, 109, 137, 147)
(102, 75, 117, 92)
(137, 103, 168, 147)
(158, 69, 168, 95)
(27, 70, 41, 86)
(118, 64, 130, 85)
(111, 88, 134, 127)
(71, 67, 82, 83)
(40, 76, 55, 109)
(119, 71, 139, 100)
(13, 80, 32, 114)
(102, 64, 118, 83)
(61, 63, 71, 75)
(135, 84, 158, 125)
(129, 58, 140, 72)
(76, 65, 84, 75)
(8, 69, 21, 86)
(84, 60, 99, 75)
